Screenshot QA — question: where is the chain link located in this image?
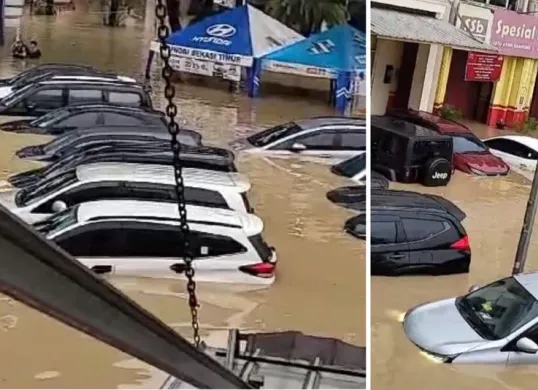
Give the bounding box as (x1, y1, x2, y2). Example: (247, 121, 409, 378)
(154, 1, 201, 348)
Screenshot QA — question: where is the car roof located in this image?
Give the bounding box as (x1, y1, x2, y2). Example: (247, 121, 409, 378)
(49, 75, 136, 83)
(371, 116, 443, 138)
(390, 110, 470, 134)
(37, 79, 144, 88)
(295, 116, 366, 129)
(485, 135, 538, 152)
(74, 199, 263, 235)
(65, 104, 161, 114)
(75, 162, 250, 191)
(514, 273, 538, 300)
(371, 207, 461, 223)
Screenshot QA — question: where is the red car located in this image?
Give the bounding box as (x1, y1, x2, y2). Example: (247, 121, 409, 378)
(387, 109, 510, 176)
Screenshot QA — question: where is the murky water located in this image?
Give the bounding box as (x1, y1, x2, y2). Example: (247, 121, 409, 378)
(372, 123, 538, 389)
(0, 10, 365, 387)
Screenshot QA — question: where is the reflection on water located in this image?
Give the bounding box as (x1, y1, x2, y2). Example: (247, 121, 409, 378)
(373, 122, 538, 389)
(0, 10, 365, 388)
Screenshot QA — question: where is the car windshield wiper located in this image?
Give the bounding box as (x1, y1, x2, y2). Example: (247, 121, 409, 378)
(456, 298, 497, 340)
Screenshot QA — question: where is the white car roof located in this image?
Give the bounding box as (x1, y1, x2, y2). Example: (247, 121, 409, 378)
(51, 75, 136, 83)
(75, 162, 251, 192)
(75, 199, 263, 236)
(486, 135, 538, 152)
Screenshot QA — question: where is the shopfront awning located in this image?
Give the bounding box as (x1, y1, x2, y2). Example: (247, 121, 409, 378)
(371, 8, 497, 53)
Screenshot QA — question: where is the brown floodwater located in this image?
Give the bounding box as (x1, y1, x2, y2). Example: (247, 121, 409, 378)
(372, 124, 538, 389)
(0, 9, 365, 388)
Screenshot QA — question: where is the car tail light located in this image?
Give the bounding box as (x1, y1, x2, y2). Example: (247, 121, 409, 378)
(239, 262, 275, 278)
(451, 235, 470, 251)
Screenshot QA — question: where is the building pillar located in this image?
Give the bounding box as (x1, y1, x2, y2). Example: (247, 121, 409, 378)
(487, 57, 538, 127)
(408, 43, 441, 112)
(433, 46, 452, 113)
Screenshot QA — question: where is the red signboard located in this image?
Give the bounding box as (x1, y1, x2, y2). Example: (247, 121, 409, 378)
(465, 52, 504, 82)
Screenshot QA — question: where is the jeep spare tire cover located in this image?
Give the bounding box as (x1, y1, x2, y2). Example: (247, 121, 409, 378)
(422, 157, 451, 187)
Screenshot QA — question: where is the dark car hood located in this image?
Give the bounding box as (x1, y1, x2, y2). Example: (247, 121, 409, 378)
(0, 119, 33, 132)
(8, 168, 45, 188)
(15, 144, 46, 158)
(458, 152, 509, 175)
(326, 186, 366, 211)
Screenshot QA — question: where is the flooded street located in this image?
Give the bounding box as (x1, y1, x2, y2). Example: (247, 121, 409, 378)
(0, 10, 365, 388)
(372, 123, 538, 389)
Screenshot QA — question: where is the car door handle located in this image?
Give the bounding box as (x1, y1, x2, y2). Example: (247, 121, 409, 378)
(91, 265, 112, 274)
(388, 254, 406, 259)
(170, 263, 186, 274)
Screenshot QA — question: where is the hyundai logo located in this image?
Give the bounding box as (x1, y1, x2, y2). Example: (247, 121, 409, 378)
(206, 24, 237, 38)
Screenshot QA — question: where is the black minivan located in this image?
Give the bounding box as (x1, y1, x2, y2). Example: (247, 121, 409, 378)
(346, 208, 471, 276)
(0, 80, 152, 118)
(371, 116, 454, 187)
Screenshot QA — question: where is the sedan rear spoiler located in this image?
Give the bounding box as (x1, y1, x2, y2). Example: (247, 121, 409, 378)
(0, 204, 250, 389)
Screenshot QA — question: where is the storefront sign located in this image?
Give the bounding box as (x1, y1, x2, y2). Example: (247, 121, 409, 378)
(491, 9, 538, 59)
(456, 3, 493, 44)
(262, 60, 336, 79)
(169, 56, 241, 82)
(465, 52, 504, 82)
(461, 16, 489, 42)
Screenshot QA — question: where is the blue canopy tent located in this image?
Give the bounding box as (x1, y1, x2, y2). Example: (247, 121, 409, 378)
(147, 5, 303, 83)
(255, 24, 366, 112)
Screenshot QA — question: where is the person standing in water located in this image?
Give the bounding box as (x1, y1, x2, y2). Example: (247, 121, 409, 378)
(11, 39, 28, 59)
(27, 41, 42, 59)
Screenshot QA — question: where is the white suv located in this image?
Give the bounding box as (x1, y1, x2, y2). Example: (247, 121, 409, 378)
(0, 162, 253, 224)
(36, 200, 277, 286)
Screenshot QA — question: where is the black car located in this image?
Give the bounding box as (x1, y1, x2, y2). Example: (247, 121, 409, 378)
(327, 188, 466, 221)
(0, 104, 165, 135)
(9, 144, 237, 188)
(0, 80, 152, 117)
(346, 208, 471, 276)
(371, 116, 454, 187)
(0, 63, 98, 87)
(15, 126, 202, 162)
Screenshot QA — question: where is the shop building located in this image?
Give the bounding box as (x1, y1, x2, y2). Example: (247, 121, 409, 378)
(432, 0, 538, 127)
(371, 0, 496, 115)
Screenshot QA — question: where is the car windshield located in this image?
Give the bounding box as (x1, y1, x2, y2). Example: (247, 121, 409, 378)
(15, 170, 77, 207)
(0, 83, 35, 106)
(333, 154, 366, 177)
(452, 135, 487, 154)
(33, 205, 79, 235)
(30, 108, 69, 126)
(456, 277, 538, 340)
(246, 122, 303, 147)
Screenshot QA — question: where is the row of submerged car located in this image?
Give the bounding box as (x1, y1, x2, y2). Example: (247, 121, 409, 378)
(371, 109, 538, 187)
(0, 63, 367, 288)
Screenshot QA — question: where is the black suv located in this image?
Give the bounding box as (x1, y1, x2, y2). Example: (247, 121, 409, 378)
(0, 104, 165, 135)
(328, 188, 466, 222)
(346, 207, 471, 276)
(0, 80, 152, 117)
(371, 116, 454, 187)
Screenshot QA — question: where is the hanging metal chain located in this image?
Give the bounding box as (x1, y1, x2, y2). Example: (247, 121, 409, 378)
(155, 1, 201, 348)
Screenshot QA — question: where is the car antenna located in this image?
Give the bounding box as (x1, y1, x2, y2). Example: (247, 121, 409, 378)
(154, 0, 202, 348)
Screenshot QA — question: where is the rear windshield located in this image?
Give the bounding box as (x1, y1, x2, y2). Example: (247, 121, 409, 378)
(16, 170, 77, 206)
(248, 234, 273, 261)
(247, 122, 303, 147)
(452, 135, 487, 154)
(333, 154, 366, 178)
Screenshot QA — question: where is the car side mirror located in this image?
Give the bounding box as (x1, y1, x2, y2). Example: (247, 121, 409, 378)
(291, 142, 306, 152)
(516, 337, 538, 354)
(51, 200, 67, 213)
(468, 285, 480, 293)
